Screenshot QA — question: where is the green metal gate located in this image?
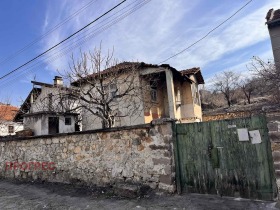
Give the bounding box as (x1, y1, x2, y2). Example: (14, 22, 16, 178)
(174, 115, 277, 200)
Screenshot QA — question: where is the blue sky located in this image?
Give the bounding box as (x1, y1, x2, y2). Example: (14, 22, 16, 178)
(0, 0, 279, 106)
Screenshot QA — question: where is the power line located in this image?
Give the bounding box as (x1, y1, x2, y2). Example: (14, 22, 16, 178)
(0, 0, 148, 87)
(158, 0, 253, 64)
(0, 0, 151, 88)
(0, 0, 127, 81)
(0, 0, 99, 67)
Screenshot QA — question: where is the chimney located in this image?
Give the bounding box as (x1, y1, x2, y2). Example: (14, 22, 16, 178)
(54, 76, 63, 86)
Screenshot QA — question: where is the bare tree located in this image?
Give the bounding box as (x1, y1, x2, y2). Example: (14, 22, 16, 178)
(62, 46, 154, 129)
(249, 56, 280, 102)
(213, 71, 240, 107)
(238, 78, 257, 104)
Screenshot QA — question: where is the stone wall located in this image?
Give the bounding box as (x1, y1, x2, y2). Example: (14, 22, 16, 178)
(0, 120, 176, 193)
(267, 111, 280, 197)
(203, 111, 252, 122)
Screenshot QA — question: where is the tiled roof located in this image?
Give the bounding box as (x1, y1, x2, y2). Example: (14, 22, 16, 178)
(180, 67, 205, 84)
(71, 62, 197, 86)
(0, 104, 19, 121)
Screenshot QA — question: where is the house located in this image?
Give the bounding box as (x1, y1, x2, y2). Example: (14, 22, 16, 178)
(15, 62, 204, 135)
(0, 104, 23, 136)
(72, 62, 204, 131)
(14, 76, 79, 136)
(266, 8, 280, 69)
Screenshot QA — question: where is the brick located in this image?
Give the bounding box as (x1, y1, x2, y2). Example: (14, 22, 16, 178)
(274, 163, 280, 170)
(275, 170, 280, 179)
(153, 158, 171, 165)
(269, 132, 280, 142)
(273, 151, 280, 162)
(159, 175, 173, 185)
(164, 165, 172, 174)
(158, 124, 172, 136)
(149, 128, 157, 136)
(267, 123, 279, 132)
(149, 145, 169, 150)
(164, 136, 172, 144)
(132, 138, 141, 146)
(266, 115, 280, 122)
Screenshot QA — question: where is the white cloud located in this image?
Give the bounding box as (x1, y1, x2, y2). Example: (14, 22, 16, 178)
(40, 0, 198, 71)
(168, 0, 280, 70)
(39, 0, 280, 78)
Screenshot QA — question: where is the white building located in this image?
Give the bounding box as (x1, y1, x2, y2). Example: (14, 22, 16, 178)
(0, 104, 23, 136)
(14, 76, 79, 136)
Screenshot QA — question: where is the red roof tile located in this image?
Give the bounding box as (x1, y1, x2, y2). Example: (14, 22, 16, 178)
(0, 105, 19, 121)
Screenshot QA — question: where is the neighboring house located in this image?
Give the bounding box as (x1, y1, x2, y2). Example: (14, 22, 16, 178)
(14, 76, 79, 136)
(72, 62, 204, 131)
(0, 104, 23, 136)
(266, 8, 280, 69)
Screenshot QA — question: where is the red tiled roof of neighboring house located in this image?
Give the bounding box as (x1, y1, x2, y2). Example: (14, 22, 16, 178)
(0, 104, 19, 121)
(180, 67, 205, 84)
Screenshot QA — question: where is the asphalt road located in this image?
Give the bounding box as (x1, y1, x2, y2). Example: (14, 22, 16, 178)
(0, 180, 278, 210)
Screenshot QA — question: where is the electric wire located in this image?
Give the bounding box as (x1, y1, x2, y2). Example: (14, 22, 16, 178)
(0, 0, 99, 67)
(0, 0, 128, 81)
(158, 0, 253, 64)
(0, 0, 151, 89)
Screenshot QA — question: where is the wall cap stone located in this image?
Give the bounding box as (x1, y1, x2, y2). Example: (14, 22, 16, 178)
(151, 118, 177, 125)
(0, 123, 151, 142)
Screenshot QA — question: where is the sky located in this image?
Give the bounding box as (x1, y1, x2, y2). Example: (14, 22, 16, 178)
(0, 0, 279, 106)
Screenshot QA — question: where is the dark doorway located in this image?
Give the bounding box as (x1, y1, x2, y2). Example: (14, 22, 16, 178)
(48, 117, 59, 135)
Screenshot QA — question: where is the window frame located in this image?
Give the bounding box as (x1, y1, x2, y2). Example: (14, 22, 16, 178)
(8, 125, 14, 134)
(65, 117, 72, 125)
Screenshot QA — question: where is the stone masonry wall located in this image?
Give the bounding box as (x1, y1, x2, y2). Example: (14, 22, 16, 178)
(0, 121, 176, 192)
(267, 111, 280, 197)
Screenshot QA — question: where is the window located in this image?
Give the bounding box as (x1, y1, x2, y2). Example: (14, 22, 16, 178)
(65, 117, 72, 125)
(48, 93, 53, 111)
(8, 126, 14, 134)
(110, 84, 117, 99)
(150, 81, 157, 102)
(191, 84, 200, 105)
(175, 88, 181, 105)
(151, 89, 157, 102)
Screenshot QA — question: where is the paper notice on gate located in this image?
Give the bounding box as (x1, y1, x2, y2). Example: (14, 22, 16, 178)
(249, 130, 262, 144)
(237, 128, 249, 141)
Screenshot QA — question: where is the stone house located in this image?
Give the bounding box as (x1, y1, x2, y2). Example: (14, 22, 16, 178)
(72, 62, 204, 131)
(14, 76, 79, 136)
(0, 104, 23, 136)
(266, 8, 280, 69)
